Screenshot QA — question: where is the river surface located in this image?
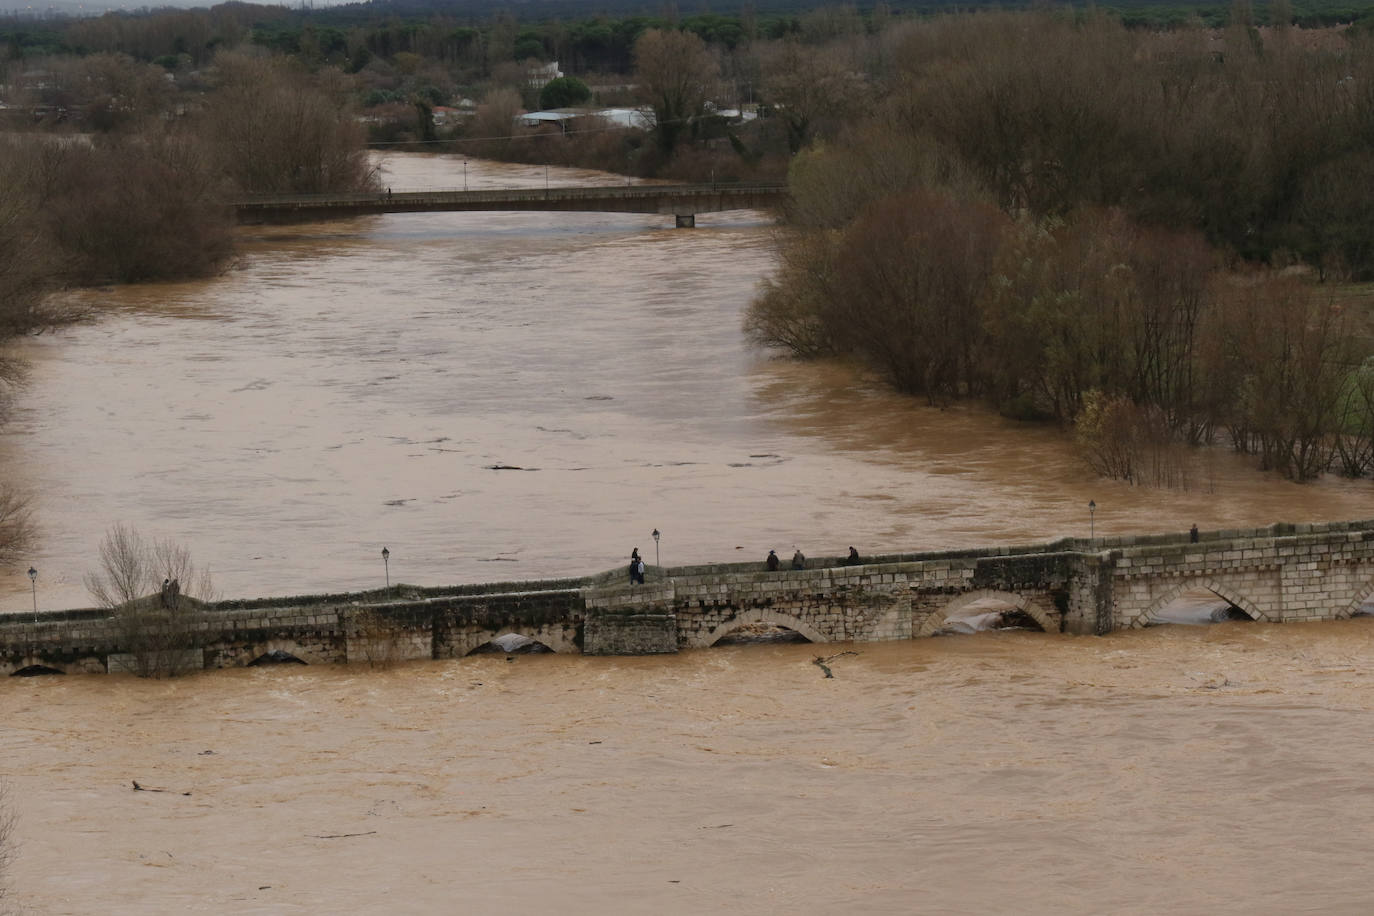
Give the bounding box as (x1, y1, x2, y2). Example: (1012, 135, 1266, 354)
(7, 622, 1374, 914)
(6, 154, 1374, 913)
(5, 154, 1374, 609)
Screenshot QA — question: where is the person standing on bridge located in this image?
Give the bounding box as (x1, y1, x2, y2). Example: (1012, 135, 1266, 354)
(629, 548, 645, 585)
(791, 548, 807, 570)
(766, 549, 780, 571)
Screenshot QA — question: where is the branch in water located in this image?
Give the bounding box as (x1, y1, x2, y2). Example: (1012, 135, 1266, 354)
(307, 831, 378, 839)
(812, 651, 859, 678)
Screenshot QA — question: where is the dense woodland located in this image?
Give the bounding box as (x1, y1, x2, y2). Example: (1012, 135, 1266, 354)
(0, 0, 1372, 518)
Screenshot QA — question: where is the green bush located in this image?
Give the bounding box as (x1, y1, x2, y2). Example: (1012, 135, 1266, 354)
(539, 76, 592, 110)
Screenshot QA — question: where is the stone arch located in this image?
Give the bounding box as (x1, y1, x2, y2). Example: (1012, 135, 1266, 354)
(244, 639, 330, 667)
(1133, 578, 1267, 628)
(247, 649, 307, 666)
(10, 663, 65, 677)
(917, 589, 1058, 637)
(464, 630, 557, 656)
(456, 626, 577, 656)
(699, 608, 829, 648)
(1339, 573, 1374, 619)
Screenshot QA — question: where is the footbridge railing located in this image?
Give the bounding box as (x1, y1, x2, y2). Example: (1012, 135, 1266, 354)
(233, 181, 789, 226)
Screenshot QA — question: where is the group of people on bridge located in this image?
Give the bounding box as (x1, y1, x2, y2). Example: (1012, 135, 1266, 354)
(764, 546, 861, 571)
(627, 545, 865, 585)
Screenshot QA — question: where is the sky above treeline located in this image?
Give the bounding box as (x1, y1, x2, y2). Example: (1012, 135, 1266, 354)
(0, 0, 343, 13)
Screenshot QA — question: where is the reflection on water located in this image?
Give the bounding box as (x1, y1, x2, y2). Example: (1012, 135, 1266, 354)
(4, 151, 1374, 615)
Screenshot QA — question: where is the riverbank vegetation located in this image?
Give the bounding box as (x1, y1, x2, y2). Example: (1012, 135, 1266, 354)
(4, 2, 1374, 485)
(0, 43, 378, 468)
(746, 12, 1374, 483)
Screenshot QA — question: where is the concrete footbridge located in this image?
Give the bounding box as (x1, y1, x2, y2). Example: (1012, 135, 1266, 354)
(233, 181, 788, 228)
(6, 519, 1374, 675)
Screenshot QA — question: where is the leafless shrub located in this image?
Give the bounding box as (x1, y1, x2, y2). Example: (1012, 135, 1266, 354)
(40, 130, 234, 285)
(633, 28, 719, 156)
(464, 86, 526, 159)
(1076, 390, 1194, 489)
(1332, 357, 1374, 478)
(84, 523, 216, 678)
(197, 50, 377, 195)
(0, 136, 61, 337)
(1208, 274, 1348, 480)
(743, 231, 841, 358)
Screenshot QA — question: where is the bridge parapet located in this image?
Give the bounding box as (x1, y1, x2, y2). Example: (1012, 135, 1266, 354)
(10, 519, 1374, 673)
(233, 182, 788, 225)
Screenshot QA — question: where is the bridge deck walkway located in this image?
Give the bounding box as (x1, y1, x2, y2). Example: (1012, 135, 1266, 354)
(233, 182, 788, 224)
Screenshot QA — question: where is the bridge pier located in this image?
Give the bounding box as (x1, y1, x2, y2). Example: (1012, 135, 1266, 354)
(675, 214, 696, 229)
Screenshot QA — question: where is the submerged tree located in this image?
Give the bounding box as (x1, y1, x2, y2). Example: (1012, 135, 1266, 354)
(198, 51, 377, 195)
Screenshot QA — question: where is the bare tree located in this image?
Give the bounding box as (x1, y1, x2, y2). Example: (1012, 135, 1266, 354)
(633, 28, 718, 156)
(198, 51, 377, 195)
(0, 137, 59, 338)
(42, 130, 234, 285)
(759, 40, 866, 153)
(827, 187, 1006, 400)
(468, 86, 524, 157)
(1208, 274, 1349, 480)
(85, 524, 216, 677)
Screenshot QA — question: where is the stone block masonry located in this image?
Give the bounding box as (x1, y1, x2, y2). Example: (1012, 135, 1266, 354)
(7, 519, 1374, 673)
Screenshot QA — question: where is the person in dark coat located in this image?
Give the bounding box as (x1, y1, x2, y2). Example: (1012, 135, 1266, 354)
(846, 546, 861, 565)
(629, 548, 645, 584)
(766, 549, 780, 571)
(791, 548, 806, 570)
(1189, 524, 1199, 543)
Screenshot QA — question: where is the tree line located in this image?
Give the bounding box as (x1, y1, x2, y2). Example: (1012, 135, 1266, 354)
(3, 3, 1374, 496)
(747, 11, 1374, 483)
(0, 50, 378, 563)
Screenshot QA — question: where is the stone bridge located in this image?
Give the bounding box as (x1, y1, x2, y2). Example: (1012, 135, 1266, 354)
(233, 182, 787, 228)
(6, 519, 1374, 675)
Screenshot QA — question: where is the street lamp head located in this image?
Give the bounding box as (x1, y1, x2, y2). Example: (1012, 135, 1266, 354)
(1088, 500, 1096, 511)
(652, 529, 660, 543)
(381, 547, 389, 561)
(27, 566, 36, 582)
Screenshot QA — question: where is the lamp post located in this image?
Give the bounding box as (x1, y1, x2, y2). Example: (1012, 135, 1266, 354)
(464, 159, 468, 191)
(381, 547, 390, 590)
(27, 566, 36, 626)
(1088, 500, 1096, 540)
(652, 529, 660, 567)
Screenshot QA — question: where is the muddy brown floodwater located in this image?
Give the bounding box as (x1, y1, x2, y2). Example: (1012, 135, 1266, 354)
(4, 153, 1374, 608)
(8, 623, 1374, 914)
(5, 154, 1374, 913)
